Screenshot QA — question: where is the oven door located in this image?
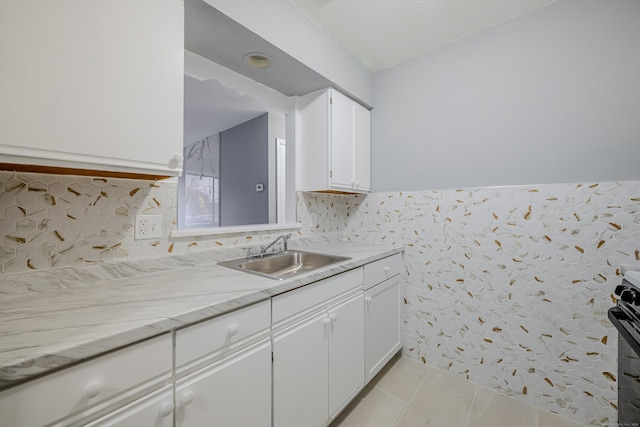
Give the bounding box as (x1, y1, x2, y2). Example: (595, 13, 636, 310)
(608, 307, 640, 426)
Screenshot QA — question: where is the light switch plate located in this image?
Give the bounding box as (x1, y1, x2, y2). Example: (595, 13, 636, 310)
(135, 215, 162, 240)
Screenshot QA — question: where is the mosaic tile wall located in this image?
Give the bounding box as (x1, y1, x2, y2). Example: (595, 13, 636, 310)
(299, 182, 640, 426)
(0, 171, 335, 274)
(2, 170, 640, 425)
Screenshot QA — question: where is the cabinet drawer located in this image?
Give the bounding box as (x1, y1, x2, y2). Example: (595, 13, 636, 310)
(84, 385, 174, 427)
(0, 333, 171, 427)
(175, 300, 271, 370)
(272, 268, 363, 325)
(363, 253, 402, 290)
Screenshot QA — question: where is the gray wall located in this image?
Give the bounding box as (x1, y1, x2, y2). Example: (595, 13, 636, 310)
(220, 113, 269, 226)
(372, 0, 640, 192)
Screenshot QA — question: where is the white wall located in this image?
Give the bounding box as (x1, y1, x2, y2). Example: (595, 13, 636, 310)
(220, 114, 270, 226)
(372, 0, 640, 192)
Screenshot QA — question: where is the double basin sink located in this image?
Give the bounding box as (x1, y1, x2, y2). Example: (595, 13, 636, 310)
(219, 250, 351, 280)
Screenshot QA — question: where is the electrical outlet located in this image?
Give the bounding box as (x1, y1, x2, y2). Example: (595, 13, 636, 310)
(135, 215, 162, 240)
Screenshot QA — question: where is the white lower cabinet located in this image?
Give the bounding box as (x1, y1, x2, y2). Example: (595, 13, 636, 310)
(272, 268, 365, 427)
(328, 293, 366, 417)
(364, 254, 403, 383)
(0, 256, 403, 427)
(174, 300, 272, 427)
(175, 338, 272, 427)
(84, 386, 174, 427)
(273, 311, 330, 427)
(365, 276, 402, 382)
(0, 334, 172, 427)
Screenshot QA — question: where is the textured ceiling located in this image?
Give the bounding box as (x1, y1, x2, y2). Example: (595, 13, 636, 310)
(291, 0, 558, 71)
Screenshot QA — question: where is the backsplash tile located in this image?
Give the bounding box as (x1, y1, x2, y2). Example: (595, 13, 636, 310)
(299, 182, 640, 426)
(0, 171, 329, 276)
(0, 172, 177, 273)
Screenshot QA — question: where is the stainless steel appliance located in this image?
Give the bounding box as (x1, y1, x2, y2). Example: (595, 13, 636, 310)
(609, 270, 640, 426)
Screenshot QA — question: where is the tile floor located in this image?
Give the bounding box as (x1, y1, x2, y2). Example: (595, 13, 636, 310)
(330, 354, 586, 427)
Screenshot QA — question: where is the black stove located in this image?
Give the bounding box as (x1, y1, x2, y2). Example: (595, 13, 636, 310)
(609, 270, 640, 426)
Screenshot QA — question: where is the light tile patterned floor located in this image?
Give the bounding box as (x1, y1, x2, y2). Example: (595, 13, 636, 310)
(330, 355, 586, 427)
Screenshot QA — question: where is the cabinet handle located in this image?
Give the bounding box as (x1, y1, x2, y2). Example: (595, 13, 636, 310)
(384, 266, 390, 275)
(83, 381, 103, 399)
(182, 391, 195, 407)
(227, 323, 240, 337)
(159, 401, 174, 418)
(169, 153, 183, 169)
(365, 296, 372, 303)
(324, 317, 331, 326)
(330, 313, 338, 323)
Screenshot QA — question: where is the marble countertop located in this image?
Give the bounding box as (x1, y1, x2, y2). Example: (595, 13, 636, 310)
(0, 240, 402, 390)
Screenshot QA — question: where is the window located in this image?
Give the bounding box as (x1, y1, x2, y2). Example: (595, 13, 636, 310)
(177, 134, 220, 229)
(183, 174, 219, 228)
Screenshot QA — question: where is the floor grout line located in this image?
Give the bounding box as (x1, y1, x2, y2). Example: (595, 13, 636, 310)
(464, 383, 479, 427)
(335, 356, 588, 427)
(388, 365, 432, 427)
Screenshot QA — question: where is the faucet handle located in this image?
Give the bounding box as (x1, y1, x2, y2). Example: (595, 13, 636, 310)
(242, 247, 255, 258)
(282, 234, 292, 251)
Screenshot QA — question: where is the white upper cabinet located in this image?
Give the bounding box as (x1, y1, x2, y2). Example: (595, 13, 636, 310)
(297, 88, 371, 193)
(0, 0, 184, 178)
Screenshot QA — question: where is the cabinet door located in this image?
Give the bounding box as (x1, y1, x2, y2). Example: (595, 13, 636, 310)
(365, 277, 402, 383)
(0, 0, 184, 176)
(353, 103, 371, 192)
(330, 89, 356, 191)
(84, 386, 173, 427)
(175, 339, 272, 427)
(328, 293, 365, 417)
(273, 311, 329, 427)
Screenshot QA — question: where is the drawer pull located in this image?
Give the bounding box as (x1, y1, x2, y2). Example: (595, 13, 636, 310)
(324, 317, 331, 326)
(384, 266, 390, 273)
(159, 401, 174, 418)
(365, 296, 372, 303)
(330, 313, 338, 323)
(182, 391, 195, 406)
(227, 323, 240, 337)
(83, 381, 103, 399)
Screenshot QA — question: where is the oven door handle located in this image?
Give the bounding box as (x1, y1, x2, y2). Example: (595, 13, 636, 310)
(608, 306, 640, 358)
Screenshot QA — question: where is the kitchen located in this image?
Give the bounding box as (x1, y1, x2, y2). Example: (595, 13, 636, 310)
(1, 0, 639, 426)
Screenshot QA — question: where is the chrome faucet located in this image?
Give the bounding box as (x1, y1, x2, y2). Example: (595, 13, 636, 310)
(260, 234, 291, 255)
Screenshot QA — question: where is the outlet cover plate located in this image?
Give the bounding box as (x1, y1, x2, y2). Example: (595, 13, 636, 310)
(135, 215, 162, 240)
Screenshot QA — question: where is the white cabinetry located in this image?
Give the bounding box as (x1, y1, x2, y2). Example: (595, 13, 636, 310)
(0, 334, 172, 427)
(297, 88, 371, 193)
(364, 254, 403, 382)
(84, 386, 174, 427)
(0, 252, 403, 427)
(174, 300, 272, 427)
(272, 268, 365, 427)
(0, 0, 184, 178)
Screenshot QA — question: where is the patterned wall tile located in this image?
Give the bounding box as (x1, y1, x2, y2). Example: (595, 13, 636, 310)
(0, 172, 338, 276)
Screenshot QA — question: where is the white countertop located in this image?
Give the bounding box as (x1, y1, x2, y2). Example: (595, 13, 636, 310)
(0, 240, 402, 390)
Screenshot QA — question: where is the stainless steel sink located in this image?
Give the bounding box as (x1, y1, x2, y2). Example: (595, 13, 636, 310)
(218, 250, 351, 280)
